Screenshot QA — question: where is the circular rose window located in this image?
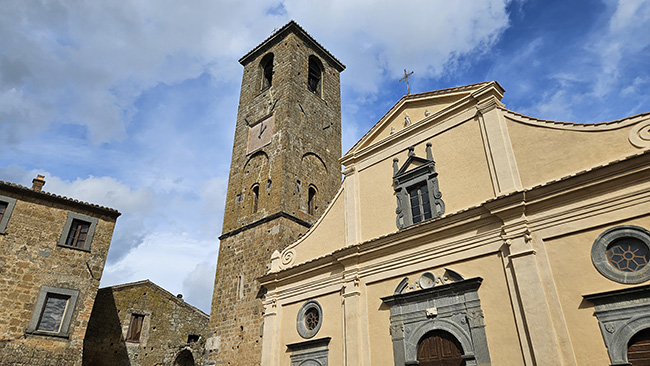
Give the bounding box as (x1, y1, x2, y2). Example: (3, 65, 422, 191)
(297, 300, 322, 339)
(592, 225, 650, 284)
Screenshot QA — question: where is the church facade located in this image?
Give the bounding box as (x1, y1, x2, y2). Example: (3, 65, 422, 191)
(257, 82, 650, 364)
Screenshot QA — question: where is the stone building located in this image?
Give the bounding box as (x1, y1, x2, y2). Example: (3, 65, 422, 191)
(83, 279, 209, 366)
(207, 21, 345, 365)
(257, 79, 650, 366)
(0, 176, 121, 366)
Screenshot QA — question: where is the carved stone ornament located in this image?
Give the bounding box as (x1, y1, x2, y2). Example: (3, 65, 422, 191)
(629, 120, 650, 148)
(390, 323, 404, 340)
(466, 309, 485, 328)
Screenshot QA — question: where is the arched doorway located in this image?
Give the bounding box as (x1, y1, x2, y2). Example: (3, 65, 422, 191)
(628, 328, 650, 364)
(417, 330, 465, 366)
(173, 349, 194, 366)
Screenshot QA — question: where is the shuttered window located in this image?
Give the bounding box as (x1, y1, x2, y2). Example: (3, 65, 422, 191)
(65, 219, 90, 248)
(126, 314, 145, 342)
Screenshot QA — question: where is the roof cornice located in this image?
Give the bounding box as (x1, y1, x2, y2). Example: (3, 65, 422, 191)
(239, 20, 345, 71)
(0, 180, 120, 218)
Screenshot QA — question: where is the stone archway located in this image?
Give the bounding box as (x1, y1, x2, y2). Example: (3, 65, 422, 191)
(173, 349, 194, 366)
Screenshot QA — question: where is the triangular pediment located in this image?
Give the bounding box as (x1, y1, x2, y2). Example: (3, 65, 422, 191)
(344, 81, 503, 159)
(395, 155, 430, 177)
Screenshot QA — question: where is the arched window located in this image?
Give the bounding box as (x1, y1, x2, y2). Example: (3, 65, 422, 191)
(252, 185, 260, 213)
(260, 53, 274, 90)
(308, 56, 322, 97)
(308, 186, 317, 215)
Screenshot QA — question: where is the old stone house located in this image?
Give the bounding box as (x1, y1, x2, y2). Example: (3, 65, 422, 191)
(0, 176, 120, 366)
(83, 279, 209, 366)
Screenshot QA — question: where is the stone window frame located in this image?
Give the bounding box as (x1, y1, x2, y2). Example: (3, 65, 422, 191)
(0, 194, 17, 234)
(381, 276, 490, 366)
(297, 299, 323, 339)
(123, 309, 152, 346)
(393, 143, 445, 229)
(591, 225, 650, 284)
(26, 285, 79, 338)
(287, 337, 330, 366)
(584, 284, 650, 365)
(58, 212, 98, 252)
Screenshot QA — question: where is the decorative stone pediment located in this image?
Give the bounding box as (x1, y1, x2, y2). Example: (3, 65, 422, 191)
(381, 276, 490, 366)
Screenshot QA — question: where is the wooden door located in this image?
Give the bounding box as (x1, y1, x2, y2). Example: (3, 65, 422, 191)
(417, 331, 465, 366)
(629, 328, 650, 365)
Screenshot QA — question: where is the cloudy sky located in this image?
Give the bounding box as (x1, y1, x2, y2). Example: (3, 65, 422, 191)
(1, 0, 648, 313)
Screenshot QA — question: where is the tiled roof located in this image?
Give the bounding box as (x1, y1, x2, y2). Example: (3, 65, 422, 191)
(239, 20, 345, 71)
(0, 179, 120, 217)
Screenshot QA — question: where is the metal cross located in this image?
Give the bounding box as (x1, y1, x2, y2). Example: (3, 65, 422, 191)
(399, 69, 414, 94)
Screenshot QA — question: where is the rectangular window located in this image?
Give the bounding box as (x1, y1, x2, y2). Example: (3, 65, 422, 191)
(126, 314, 145, 342)
(58, 212, 98, 251)
(65, 219, 90, 248)
(27, 286, 79, 337)
(0, 201, 7, 222)
(408, 183, 432, 224)
(0, 195, 17, 233)
(37, 293, 70, 332)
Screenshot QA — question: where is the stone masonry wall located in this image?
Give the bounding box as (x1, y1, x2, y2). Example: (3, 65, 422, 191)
(208, 217, 309, 365)
(83, 280, 209, 366)
(209, 24, 343, 366)
(0, 184, 118, 366)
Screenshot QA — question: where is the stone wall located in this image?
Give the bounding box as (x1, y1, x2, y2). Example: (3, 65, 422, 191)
(83, 280, 209, 366)
(208, 217, 309, 365)
(0, 181, 119, 366)
(208, 22, 344, 366)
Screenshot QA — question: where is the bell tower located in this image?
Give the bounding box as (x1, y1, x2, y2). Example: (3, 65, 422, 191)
(208, 21, 345, 365)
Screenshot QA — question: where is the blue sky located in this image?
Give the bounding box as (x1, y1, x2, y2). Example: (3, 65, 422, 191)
(1, 0, 648, 313)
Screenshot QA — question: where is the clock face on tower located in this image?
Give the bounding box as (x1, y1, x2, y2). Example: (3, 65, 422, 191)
(247, 114, 274, 153)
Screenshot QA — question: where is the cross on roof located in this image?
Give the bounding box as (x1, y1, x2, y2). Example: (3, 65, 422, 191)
(399, 69, 414, 94)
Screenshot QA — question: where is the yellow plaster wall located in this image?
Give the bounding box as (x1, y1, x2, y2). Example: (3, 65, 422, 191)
(291, 189, 346, 265)
(362, 95, 467, 148)
(358, 119, 495, 242)
(544, 215, 650, 365)
(278, 292, 343, 365)
(506, 118, 638, 188)
(364, 253, 524, 365)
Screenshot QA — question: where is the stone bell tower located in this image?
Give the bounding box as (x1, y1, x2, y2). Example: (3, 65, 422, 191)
(207, 21, 345, 365)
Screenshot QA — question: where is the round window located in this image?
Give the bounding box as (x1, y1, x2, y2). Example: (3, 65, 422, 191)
(297, 300, 322, 339)
(592, 225, 650, 284)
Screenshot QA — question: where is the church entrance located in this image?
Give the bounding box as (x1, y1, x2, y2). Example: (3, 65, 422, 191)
(628, 328, 650, 365)
(417, 330, 465, 366)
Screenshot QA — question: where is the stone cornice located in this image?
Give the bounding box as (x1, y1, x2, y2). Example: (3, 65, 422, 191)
(260, 150, 650, 290)
(219, 211, 312, 240)
(239, 20, 345, 71)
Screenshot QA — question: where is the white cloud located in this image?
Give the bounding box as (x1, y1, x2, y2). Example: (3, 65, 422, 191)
(102, 231, 218, 312)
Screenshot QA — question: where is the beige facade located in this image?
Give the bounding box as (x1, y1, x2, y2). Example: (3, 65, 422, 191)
(0, 176, 120, 366)
(259, 81, 650, 365)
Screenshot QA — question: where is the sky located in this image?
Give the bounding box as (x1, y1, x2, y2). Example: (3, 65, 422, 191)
(1, 0, 649, 313)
